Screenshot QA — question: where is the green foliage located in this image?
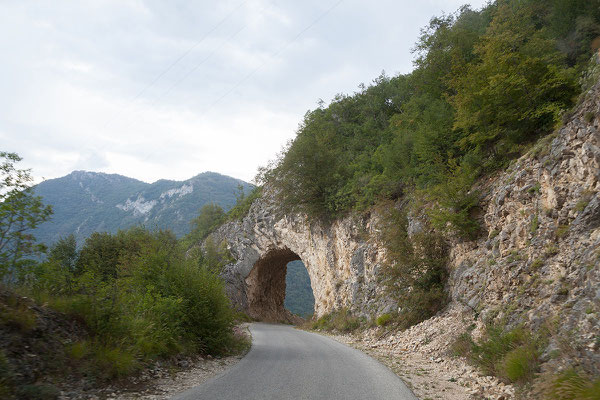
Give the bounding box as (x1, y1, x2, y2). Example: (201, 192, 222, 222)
(0, 152, 52, 280)
(311, 308, 363, 333)
(376, 313, 393, 327)
(531, 258, 545, 271)
(188, 203, 226, 243)
(556, 224, 570, 238)
(500, 345, 539, 382)
(531, 214, 540, 234)
(27, 226, 239, 382)
(0, 293, 37, 332)
(457, 323, 545, 384)
(545, 368, 600, 400)
(227, 186, 262, 221)
(449, 1, 578, 152)
(261, 0, 593, 228)
(450, 332, 475, 357)
(379, 207, 449, 329)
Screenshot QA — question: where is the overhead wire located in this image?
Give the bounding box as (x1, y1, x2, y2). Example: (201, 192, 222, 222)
(102, 0, 249, 131)
(136, 0, 345, 166)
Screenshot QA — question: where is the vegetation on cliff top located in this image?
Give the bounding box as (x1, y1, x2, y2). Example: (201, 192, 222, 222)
(261, 0, 599, 237)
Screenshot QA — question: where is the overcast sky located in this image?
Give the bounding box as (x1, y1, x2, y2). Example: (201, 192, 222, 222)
(1, 0, 489, 184)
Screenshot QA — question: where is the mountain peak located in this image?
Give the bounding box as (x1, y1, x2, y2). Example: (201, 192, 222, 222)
(33, 170, 253, 245)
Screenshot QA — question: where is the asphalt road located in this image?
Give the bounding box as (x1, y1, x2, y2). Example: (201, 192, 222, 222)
(172, 323, 418, 400)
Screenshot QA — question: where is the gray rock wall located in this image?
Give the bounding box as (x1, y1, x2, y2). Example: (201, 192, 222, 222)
(212, 79, 599, 374)
(212, 199, 391, 320)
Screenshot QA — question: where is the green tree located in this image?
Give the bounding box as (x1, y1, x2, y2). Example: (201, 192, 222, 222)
(0, 152, 52, 279)
(449, 1, 578, 153)
(48, 234, 78, 272)
(189, 203, 226, 242)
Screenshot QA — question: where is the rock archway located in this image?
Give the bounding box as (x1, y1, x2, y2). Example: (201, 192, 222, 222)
(246, 247, 301, 321)
(211, 192, 392, 321)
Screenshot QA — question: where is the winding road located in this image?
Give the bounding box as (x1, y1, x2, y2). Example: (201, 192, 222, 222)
(172, 323, 417, 400)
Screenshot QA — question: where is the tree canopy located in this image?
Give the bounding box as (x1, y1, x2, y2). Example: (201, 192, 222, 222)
(0, 152, 52, 279)
(262, 0, 599, 236)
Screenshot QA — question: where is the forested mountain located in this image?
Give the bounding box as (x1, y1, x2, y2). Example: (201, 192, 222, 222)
(33, 170, 253, 246)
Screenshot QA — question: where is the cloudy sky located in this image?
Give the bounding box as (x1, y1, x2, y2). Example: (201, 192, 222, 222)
(1, 0, 488, 184)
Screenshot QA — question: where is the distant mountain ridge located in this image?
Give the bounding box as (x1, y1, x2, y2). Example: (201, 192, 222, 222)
(33, 170, 253, 246)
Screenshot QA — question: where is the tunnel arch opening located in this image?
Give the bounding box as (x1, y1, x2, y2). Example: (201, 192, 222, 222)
(245, 247, 314, 322)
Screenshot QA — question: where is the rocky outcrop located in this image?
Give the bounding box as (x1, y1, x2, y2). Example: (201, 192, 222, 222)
(213, 200, 390, 321)
(214, 78, 600, 379)
(448, 79, 600, 374)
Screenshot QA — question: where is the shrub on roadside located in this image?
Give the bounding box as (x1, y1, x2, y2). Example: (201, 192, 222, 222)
(311, 308, 363, 333)
(27, 227, 239, 382)
(379, 207, 449, 330)
(452, 323, 545, 384)
(543, 368, 600, 400)
(376, 313, 393, 327)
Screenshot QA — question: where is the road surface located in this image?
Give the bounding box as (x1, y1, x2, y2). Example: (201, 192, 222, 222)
(172, 323, 418, 400)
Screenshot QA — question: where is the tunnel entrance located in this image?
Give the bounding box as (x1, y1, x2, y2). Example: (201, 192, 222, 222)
(245, 247, 313, 322)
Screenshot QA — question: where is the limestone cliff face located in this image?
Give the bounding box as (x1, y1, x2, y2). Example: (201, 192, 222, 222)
(213, 79, 599, 372)
(213, 200, 390, 321)
(448, 80, 600, 371)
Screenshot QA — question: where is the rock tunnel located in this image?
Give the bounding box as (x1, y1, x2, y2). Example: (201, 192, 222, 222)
(245, 247, 304, 321)
(212, 192, 389, 321)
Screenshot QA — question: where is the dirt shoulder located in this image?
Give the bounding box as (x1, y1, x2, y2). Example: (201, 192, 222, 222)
(308, 305, 515, 400)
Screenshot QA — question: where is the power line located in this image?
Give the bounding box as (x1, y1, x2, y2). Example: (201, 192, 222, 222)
(205, 0, 345, 112)
(137, 0, 345, 165)
(103, 0, 248, 130)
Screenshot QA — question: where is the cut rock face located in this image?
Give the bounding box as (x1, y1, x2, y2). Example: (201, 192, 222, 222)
(245, 247, 300, 321)
(211, 195, 390, 321)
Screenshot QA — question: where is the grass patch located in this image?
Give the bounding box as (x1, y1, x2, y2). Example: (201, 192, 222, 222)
(311, 308, 363, 333)
(376, 313, 393, 327)
(584, 112, 595, 124)
(531, 258, 544, 271)
(556, 224, 570, 239)
(528, 182, 541, 194)
(0, 300, 37, 333)
(545, 245, 559, 258)
(544, 369, 600, 400)
(530, 214, 539, 235)
(451, 324, 545, 384)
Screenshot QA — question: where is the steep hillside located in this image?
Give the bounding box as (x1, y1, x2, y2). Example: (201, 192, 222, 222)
(214, 76, 600, 399)
(33, 171, 253, 245)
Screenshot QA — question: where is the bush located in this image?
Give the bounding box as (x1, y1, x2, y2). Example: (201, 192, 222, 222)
(376, 313, 393, 327)
(93, 345, 138, 379)
(227, 186, 262, 221)
(544, 369, 600, 400)
(379, 208, 449, 329)
(312, 308, 363, 333)
(27, 227, 239, 383)
(456, 323, 544, 384)
(500, 344, 539, 382)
